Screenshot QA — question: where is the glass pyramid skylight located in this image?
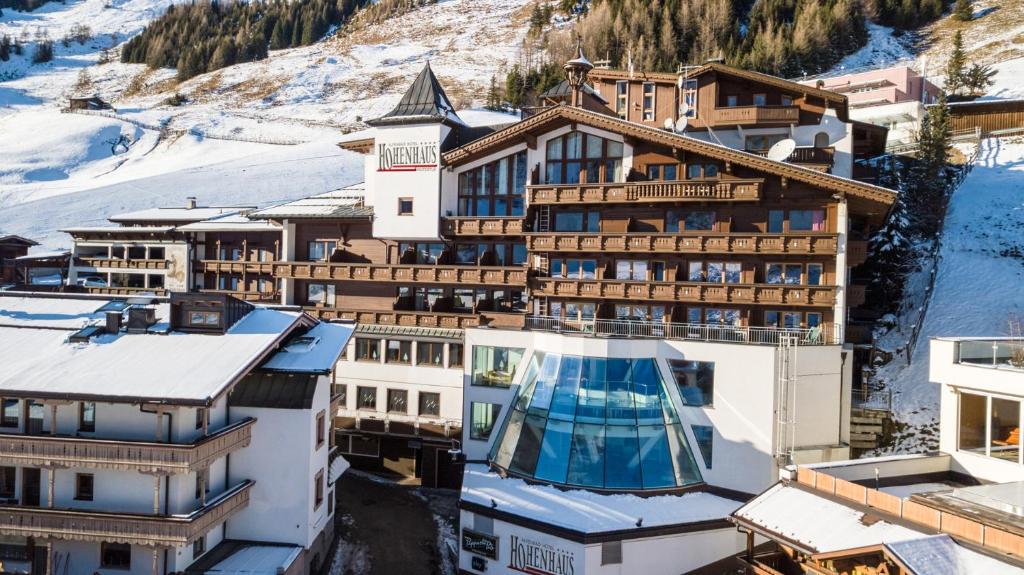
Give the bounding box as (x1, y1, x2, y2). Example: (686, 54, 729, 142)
(489, 352, 703, 491)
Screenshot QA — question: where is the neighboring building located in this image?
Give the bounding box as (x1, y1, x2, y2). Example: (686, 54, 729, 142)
(0, 234, 38, 286)
(799, 65, 941, 147)
(729, 336, 1024, 574)
(67, 96, 113, 111)
(14, 250, 71, 289)
(0, 292, 351, 575)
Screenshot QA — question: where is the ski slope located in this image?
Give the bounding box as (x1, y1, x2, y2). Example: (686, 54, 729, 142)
(874, 137, 1024, 451)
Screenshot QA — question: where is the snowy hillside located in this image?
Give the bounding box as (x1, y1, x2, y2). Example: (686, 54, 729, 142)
(871, 137, 1024, 453)
(0, 0, 533, 250)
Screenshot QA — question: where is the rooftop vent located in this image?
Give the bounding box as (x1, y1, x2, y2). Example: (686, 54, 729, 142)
(127, 307, 157, 333)
(186, 196, 197, 209)
(104, 310, 123, 334)
(69, 325, 103, 344)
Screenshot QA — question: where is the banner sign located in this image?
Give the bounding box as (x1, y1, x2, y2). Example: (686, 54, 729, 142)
(462, 529, 498, 560)
(377, 142, 438, 172)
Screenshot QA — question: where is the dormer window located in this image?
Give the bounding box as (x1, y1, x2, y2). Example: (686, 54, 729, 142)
(189, 311, 221, 327)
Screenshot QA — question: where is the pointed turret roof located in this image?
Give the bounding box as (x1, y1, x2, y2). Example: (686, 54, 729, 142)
(367, 63, 465, 127)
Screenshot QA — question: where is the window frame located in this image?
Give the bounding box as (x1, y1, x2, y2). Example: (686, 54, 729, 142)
(642, 82, 656, 121)
(0, 399, 18, 429)
(316, 410, 326, 449)
(74, 473, 94, 501)
(356, 386, 377, 411)
(100, 543, 132, 570)
(314, 469, 324, 511)
(385, 340, 412, 364)
(397, 197, 414, 216)
(79, 402, 96, 433)
(387, 389, 408, 414)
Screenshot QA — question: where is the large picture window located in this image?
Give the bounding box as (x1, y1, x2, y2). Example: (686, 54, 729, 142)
(470, 402, 502, 440)
(545, 132, 623, 184)
(670, 360, 714, 406)
(457, 151, 527, 217)
(472, 346, 525, 387)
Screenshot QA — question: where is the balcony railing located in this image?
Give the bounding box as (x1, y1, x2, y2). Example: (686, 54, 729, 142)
(75, 258, 168, 270)
(0, 480, 253, 546)
(958, 339, 1024, 372)
(527, 178, 763, 205)
(302, 307, 527, 329)
(533, 278, 837, 307)
(847, 240, 869, 266)
(84, 286, 167, 296)
(199, 289, 280, 302)
(709, 105, 800, 126)
(275, 262, 527, 286)
(442, 217, 525, 236)
(198, 260, 276, 274)
(754, 146, 834, 165)
(525, 233, 838, 255)
(525, 316, 839, 346)
(847, 283, 867, 307)
(335, 409, 460, 440)
(0, 418, 255, 474)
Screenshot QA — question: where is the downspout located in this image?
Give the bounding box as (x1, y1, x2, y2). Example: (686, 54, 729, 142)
(223, 403, 230, 542)
(839, 351, 847, 447)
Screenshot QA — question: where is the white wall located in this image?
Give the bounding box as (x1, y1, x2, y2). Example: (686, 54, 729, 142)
(68, 240, 189, 291)
(368, 123, 449, 240)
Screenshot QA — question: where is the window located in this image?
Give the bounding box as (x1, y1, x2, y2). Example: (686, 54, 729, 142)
(0, 399, 17, 428)
(457, 151, 527, 217)
(684, 211, 715, 231)
(195, 407, 205, 430)
(127, 246, 146, 260)
(790, 210, 826, 231)
(745, 134, 786, 153)
(0, 467, 14, 499)
(806, 312, 822, 328)
(74, 473, 94, 501)
(148, 275, 164, 289)
(385, 340, 412, 364)
(307, 283, 336, 306)
(550, 258, 597, 279)
(680, 78, 698, 118)
(615, 81, 628, 118)
(449, 343, 464, 368)
(472, 346, 525, 387)
(316, 410, 326, 448)
(646, 164, 677, 181)
(417, 342, 445, 366)
(553, 211, 599, 232)
(670, 360, 714, 406)
(193, 536, 206, 559)
(706, 308, 741, 325)
(690, 262, 740, 283)
(642, 82, 656, 121)
(686, 164, 719, 179)
(766, 263, 803, 285)
(991, 397, 1020, 462)
(959, 392, 988, 454)
(314, 470, 324, 510)
(768, 210, 785, 233)
(355, 338, 380, 362)
(807, 264, 823, 285)
(753, 93, 767, 106)
(470, 402, 502, 440)
(781, 95, 794, 106)
(148, 247, 165, 260)
(546, 132, 622, 184)
(726, 94, 738, 107)
(614, 304, 664, 321)
(188, 311, 221, 327)
(194, 470, 209, 499)
(307, 240, 337, 262)
(101, 543, 131, 569)
(814, 131, 830, 148)
(356, 387, 377, 410)
(691, 425, 714, 468)
(336, 384, 347, 408)
(601, 541, 622, 566)
(397, 197, 414, 215)
(765, 311, 803, 329)
(419, 392, 441, 417)
(616, 260, 648, 281)
(79, 402, 95, 432)
(399, 242, 444, 265)
(387, 389, 408, 414)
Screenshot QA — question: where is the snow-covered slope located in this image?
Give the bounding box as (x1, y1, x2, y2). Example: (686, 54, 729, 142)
(872, 137, 1024, 452)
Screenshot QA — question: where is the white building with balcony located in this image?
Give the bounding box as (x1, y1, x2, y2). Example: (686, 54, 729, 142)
(0, 292, 351, 575)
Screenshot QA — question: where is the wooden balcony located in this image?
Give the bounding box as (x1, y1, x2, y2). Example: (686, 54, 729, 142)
(847, 239, 869, 266)
(0, 418, 255, 475)
(198, 260, 276, 274)
(442, 217, 525, 236)
(199, 289, 280, 303)
(847, 283, 867, 307)
(75, 258, 167, 270)
(527, 178, 763, 205)
(84, 286, 167, 296)
(708, 105, 800, 126)
(754, 146, 834, 166)
(302, 307, 527, 329)
(525, 233, 838, 255)
(0, 480, 253, 546)
(534, 278, 836, 307)
(275, 262, 527, 287)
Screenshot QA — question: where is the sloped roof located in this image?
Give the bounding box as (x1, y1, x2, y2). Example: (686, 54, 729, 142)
(441, 104, 897, 209)
(0, 234, 39, 247)
(250, 189, 372, 220)
(229, 371, 319, 410)
(366, 63, 465, 127)
(540, 79, 608, 104)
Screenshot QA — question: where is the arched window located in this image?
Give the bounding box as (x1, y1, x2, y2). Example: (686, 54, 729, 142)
(814, 132, 830, 148)
(545, 131, 623, 184)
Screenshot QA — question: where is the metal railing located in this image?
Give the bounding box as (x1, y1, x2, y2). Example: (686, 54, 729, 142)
(958, 339, 1024, 371)
(525, 316, 838, 345)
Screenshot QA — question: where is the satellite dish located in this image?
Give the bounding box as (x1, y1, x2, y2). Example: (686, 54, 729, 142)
(766, 138, 797, 162)
(674, 116, 688, 133)
(664, 118, 674, 131)
(679, 101, 690, 116)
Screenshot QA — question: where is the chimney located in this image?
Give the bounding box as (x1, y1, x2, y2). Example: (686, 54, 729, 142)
(186, 196, 197, 209)
(104, 311, 122, 334)
(127, 307, 157, 333)
(564, 37, 594, 108)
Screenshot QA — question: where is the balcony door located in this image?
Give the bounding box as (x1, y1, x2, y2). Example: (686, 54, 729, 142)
(25, 402, 45, 436)
(21, 468, 40, 507)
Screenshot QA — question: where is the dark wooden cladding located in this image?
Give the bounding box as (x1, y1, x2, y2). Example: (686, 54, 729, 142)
(534, 278, 837, 307)
(528, 179, 763, 205)
(526, 233, 839, 255)
(847, 283, 867, 307)
(275, 262, 528, 286)
(846, 240, 868, 266)
(302, 306, 526, 329)
(442, 217, 525, 236)
(944, 100, 1024, 135)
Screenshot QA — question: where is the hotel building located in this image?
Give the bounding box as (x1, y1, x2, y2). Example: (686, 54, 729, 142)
(0, 291, 351, 575)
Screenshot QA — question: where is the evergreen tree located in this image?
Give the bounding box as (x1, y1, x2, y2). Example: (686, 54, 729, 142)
(31, 38, 53, 63)
(485, 75, 502, 111)
(953, 0, 973, 21)
(945, 31, 967, 97)
(906, 91, 951, 237)
(505, 65, 526, 109)
(0, 35, 10, 61)
(964, 62, 996, 96)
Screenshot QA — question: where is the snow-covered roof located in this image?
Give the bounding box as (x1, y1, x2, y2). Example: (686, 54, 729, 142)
(203, 544, 303, 575)
(456, 108, 522, 128)
(176, 213, 282, 233)
(14, 250, 70, 261)
(460, 464, 741, 534)
(252, 189, 371, 220)
(886, 534, 1023, 575)
(109, 206, 253, 224)
(0, 296, 302, 405)
(733, 483, 920, 553)
(61, 226, 177, 234)
(261, 322, 354, 373)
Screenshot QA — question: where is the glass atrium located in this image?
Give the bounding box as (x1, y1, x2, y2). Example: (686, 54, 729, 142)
(489, 352, 703, 491)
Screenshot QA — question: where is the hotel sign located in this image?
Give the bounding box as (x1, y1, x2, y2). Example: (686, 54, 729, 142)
(508, 534, 576, 575)
(377, 142, 438, 172)
(462, 529, 498, 560)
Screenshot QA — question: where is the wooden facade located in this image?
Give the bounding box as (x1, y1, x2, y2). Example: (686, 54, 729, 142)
(0, 235, 37, 285)
(944, 99, 1024, 135)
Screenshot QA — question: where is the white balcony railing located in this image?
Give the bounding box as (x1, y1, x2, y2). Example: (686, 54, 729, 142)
(525, 316, 840, 346)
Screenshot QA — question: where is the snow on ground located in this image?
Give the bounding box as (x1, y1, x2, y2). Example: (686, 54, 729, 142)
(328, 515, 372, 575)
(981, 57, 1024, 101)
(871, 137, 1024, 453)
(433, 515, 457, 575)
(827, 23, 915, 76)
